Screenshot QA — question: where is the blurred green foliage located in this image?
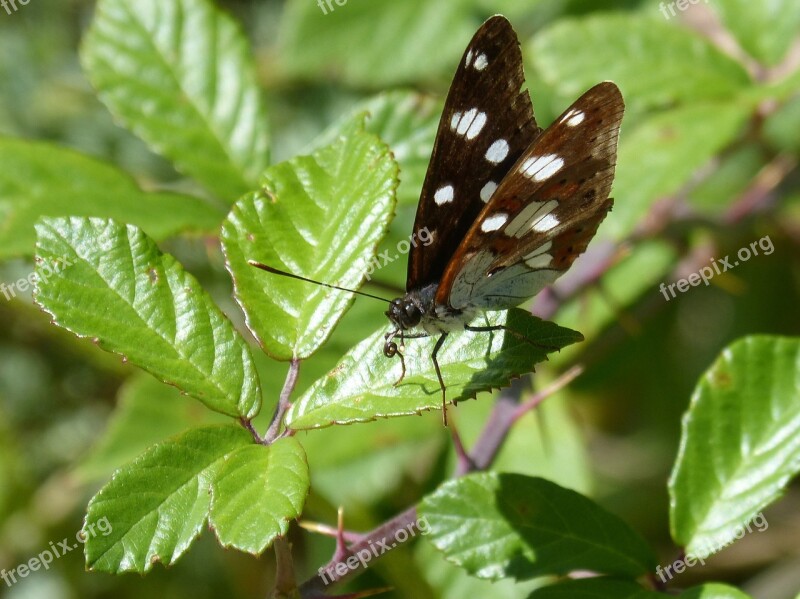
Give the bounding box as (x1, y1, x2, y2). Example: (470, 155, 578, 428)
(1, 0, 799, 598)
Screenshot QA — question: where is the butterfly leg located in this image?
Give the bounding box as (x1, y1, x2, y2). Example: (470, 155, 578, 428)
(431, 333, 450, 426)
(384, 330, 431, 387)
(464, 324, 559, 353)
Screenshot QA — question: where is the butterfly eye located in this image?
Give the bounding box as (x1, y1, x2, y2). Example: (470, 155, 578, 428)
(386, 298, 422, 330)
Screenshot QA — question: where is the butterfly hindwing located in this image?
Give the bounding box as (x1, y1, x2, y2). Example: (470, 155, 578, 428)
(437, 82, 625, 310)
(406, 15, 541, 291)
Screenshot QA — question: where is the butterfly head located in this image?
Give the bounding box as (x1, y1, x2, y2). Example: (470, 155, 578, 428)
(386, 296, 422, 330)
(383, 295, 423, 357)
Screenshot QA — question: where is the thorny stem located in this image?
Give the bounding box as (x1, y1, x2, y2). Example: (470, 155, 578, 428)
(265, 358, 301, 443)
(299, 507, 419, 595)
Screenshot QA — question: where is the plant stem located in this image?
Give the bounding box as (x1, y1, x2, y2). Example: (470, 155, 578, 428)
(265, 358, 300, 443)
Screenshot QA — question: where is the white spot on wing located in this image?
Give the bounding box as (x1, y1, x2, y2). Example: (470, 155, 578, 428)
(465, 111, 487, 139)
(504, 199, 558, 238)
(481, 213, 508, 232)
(480, 181, 497, 203)
(473, 53, 488, 70)
(485, 139, 509, 164)
(520, 154, 564, 182)
(454, 109, 487, 139)
(524, 253, 552, 269)
(532, 214, 559, 232)
(434, 184, 454, 205)
(564, 109, 585, 127)
(465, 50, 474, 66)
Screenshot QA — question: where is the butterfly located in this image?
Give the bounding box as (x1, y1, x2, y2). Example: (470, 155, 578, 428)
(381, 15, 625, 423)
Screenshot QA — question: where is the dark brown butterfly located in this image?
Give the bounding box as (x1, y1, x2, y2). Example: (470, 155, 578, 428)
(382, 15, 624, 423)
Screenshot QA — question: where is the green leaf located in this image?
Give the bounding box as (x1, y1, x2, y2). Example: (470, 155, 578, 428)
(303, 415, 442, 506)
(84, 424, 252, 573)
(81, 0, 270, 200)
(529, 13, 751, 111)
(419, 473, 655, 581)
(0, 138, 221, 259)
(712, 0, 800, 66)
(34, 217, 261, 419)
(669, 336, 800, 556)
(678, 583, 753, 599)
(278, 0, 477, 87)
(209, 437, 309, 554)
(77, 374, 226, 482)
(688, 144, 765, 213)
(221, 123, 398, 360)
(609, 102, 752, 239)
(763, 95, 800, 154)
(415, 541, 539, 599)
(527, 578, 663, 598)
(286, 310, 583, 430)
(317, 91, 441, 206)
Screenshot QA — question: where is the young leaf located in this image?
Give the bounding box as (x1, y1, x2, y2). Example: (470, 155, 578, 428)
(669, 336, 800, 557)
(419, 473, 655, 581)
(83, 425, 252, 573)
(221, 123, 398, 360)
(527, 578, 664, 598)
(0, 138, 222, 260)
(209, 438, 309, 554)
(286, 310, 582, 430)
(34, 217, 261, 419)
(81, 0, 270, 200)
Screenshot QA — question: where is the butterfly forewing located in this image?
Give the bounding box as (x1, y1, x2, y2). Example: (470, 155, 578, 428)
(406, 15, 541, 291)
(437, 82, 625, 310)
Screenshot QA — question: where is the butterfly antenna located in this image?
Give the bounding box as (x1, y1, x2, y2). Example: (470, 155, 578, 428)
(248, 261, 391, 304)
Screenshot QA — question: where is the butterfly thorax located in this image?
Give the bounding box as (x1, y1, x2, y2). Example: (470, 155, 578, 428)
(385, 283, 478, 338)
